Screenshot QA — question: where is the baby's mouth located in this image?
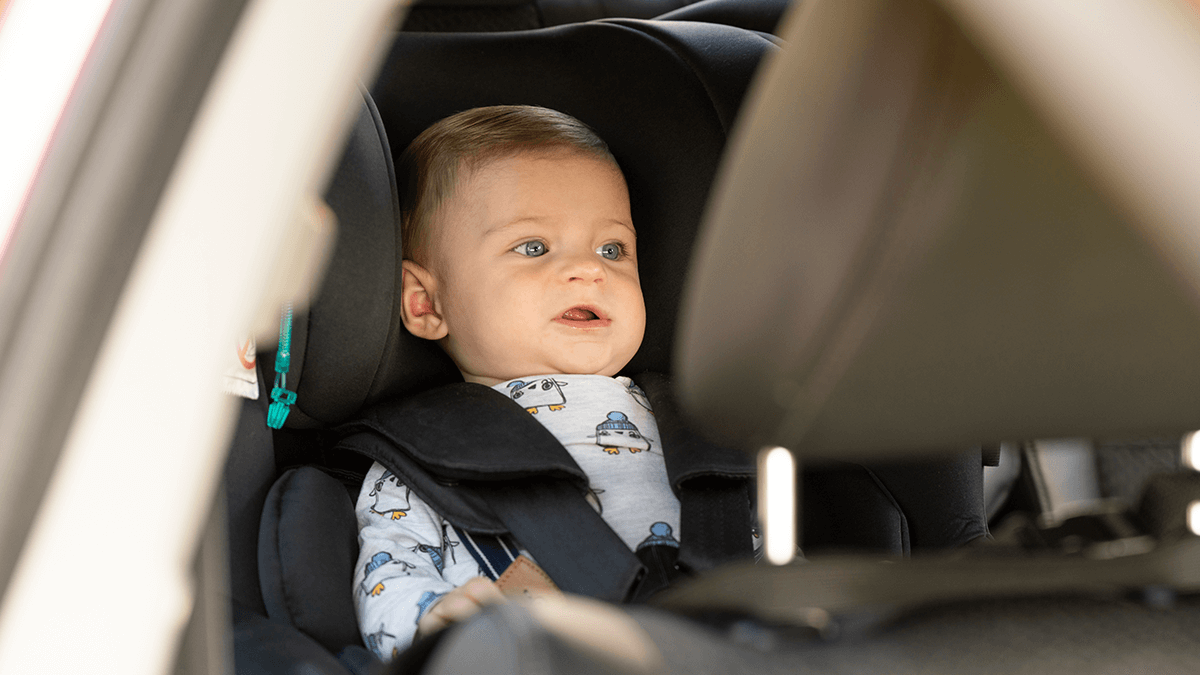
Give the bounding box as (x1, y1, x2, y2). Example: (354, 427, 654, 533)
(561, 307, 598, 321)
(556, 305, 610, 327)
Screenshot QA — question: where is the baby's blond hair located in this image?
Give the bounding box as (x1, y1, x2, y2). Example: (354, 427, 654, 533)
(398, 105, 617, 262)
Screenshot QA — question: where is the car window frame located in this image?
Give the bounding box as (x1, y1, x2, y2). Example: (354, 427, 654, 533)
(0, 0, 404, 671)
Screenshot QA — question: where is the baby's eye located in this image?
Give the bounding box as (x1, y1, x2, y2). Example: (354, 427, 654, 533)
(514, 240, 547, 257)
(596, 243, 624, 260)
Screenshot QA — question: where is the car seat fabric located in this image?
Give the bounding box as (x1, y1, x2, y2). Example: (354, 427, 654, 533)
(231, 88, 400, 670)
(538, 0, 696, 25)
(865, 450, 987, 549)
(802, 449, 987, 555)
(399, 0, 702, 33)
(279, 90, 403, 429)
(802, 463, 912, 555)
(258, 466, 361, 654)
(399, 0, 793, 36)
(655, 0, 793, 36)
(400, 0, 544, 33)
(602, 19, 776, 133)
(224, 386, 275, 617)
(232, 601, 355, 675)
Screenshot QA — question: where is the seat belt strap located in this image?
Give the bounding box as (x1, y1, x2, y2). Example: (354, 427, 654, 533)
(475, 479, 646, 603)
(454, 528, 521, 581)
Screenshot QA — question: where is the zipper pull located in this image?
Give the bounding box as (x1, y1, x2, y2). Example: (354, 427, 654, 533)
(267, 304, 296, 429)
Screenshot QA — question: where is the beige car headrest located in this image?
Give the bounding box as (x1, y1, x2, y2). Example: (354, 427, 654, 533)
(677, 0, 1200, 460)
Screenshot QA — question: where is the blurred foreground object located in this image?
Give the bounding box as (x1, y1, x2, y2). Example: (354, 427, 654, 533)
(678, 0, 1200, 460)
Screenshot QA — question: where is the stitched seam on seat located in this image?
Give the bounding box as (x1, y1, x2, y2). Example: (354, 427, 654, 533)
(276, 469, 307, 628)
(363, 89, 406, 409)
(862, 466, 911, 556)
(260, 469, 296, 625)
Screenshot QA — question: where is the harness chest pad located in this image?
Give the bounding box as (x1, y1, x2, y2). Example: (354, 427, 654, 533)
(336, 375, 756, 600)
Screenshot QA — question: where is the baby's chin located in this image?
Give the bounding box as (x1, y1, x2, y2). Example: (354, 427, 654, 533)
(488, 356, 630, 382)
(547, 349, 635, 378)
(457, 343, 641, 385)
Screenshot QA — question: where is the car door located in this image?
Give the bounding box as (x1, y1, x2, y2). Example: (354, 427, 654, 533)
(0, 0, 402, 672)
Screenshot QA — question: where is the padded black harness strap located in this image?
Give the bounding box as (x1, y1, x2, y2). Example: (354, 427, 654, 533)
(475, 479, 645, 602)
(346, 383, 587, 481)
(340, 376, 754, 600)
(635, 373, 755, 572)
(342, 382, 645, 601)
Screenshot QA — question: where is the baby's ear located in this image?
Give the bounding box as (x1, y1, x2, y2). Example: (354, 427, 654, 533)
(400, 260, 448, 341)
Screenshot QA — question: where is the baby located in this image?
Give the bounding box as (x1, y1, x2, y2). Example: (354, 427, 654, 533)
(353, 105, 685, 658)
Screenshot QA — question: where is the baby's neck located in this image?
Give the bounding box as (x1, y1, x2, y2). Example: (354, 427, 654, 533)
(461, 370, 617, 387)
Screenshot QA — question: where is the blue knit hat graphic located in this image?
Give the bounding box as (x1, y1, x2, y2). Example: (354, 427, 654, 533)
(638, 521, 680, 549)
(366, 551, 393, 575)
(597, 411, 637, 431)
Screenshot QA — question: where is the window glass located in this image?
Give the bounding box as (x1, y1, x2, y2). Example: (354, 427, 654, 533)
(0, 0, 116, 266)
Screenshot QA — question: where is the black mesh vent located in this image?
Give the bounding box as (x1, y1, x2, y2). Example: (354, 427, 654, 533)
(1094, 436, 1183, 503)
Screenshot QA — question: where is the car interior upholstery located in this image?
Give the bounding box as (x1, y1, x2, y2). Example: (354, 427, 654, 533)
(396, 0, 791, 35)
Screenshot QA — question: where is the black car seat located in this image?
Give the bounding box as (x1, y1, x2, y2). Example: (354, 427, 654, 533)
(226, 17, 985, 673)
(399, 0, 699, 33)
(398, 0, 794, 36)
(655, 0, 792, 35)
(226, 88, 401, 675)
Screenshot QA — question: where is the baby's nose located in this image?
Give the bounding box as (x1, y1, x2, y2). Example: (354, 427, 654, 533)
(564, 253, 605, 282)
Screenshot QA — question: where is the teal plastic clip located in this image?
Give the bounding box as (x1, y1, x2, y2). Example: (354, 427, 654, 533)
(267, 304, 296, 429)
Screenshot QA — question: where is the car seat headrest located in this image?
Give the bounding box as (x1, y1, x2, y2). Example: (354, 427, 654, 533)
(274, 90, 403, 428)
(280, 20, 777, 428)
(654, 0, 792, 35)
(677, 0, 1200, 459)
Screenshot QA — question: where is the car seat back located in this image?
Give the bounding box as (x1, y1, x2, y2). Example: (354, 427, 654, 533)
(655, 0, 792, 35)
(397, 0, 726, 32)
(225, 88, 401, 667)
(276, 19, 777, 431)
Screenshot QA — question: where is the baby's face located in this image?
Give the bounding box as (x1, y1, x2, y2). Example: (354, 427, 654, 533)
(423, 149, 645, 386)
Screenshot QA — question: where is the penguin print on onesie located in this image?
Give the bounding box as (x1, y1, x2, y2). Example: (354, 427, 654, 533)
(594, 411, 650, 454)
(492, 374, 680, 554)
(506, 377, 569, 413)
(368, 470, 411, 520)
(359, 551, 417, 598)
(354, 463, 486, 661)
